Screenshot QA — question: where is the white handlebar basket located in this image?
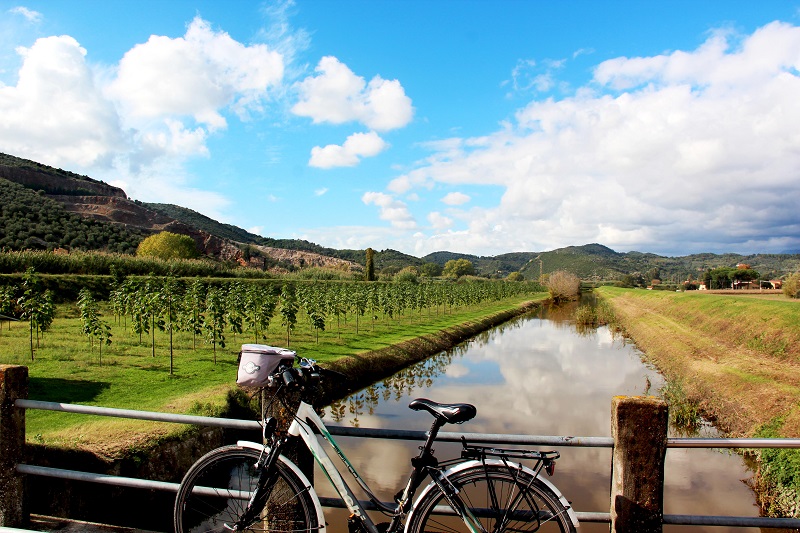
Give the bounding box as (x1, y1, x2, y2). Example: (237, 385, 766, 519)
(237, 344, 297, 387)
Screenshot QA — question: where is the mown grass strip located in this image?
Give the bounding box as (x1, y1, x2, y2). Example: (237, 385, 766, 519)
(597, 286, 800, 517)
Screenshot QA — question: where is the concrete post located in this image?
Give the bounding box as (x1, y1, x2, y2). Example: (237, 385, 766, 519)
(0, 364, 28, 528)
(610, 395, 669, 533)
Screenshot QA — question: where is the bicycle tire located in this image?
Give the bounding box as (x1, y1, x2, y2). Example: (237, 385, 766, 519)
(407, 463, 576, 533)
(174, 445, 320, 533)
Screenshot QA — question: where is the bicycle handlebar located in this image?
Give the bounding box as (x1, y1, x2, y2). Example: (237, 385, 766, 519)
(275, 358, 323, 391)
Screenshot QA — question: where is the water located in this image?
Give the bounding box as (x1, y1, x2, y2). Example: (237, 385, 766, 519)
(315, 300, 761, 532)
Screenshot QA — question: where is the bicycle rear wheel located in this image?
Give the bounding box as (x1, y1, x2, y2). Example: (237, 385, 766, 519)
(174, 445, 320, 533)
(407, 463, 576, 533)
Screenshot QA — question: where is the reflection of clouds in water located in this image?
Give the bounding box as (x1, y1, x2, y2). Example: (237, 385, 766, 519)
(449, 320, 662, 437)
(319, 438, 412, 497)
(445, 363, 470, 378)
(324, 312, 756, 532)
(664, 448, 756, 517)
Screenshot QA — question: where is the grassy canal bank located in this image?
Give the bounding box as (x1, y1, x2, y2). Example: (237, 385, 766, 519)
(2, 294, 547, 458)
(596, 286, 800, 517)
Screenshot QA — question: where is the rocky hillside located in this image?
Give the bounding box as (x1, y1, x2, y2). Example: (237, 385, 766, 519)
(0, 152, 361, 270)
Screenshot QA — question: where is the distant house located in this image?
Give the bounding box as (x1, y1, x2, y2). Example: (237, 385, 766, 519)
(698, 283, 707, 290)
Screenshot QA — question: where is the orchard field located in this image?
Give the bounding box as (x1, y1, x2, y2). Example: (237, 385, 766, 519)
(0, 270, 545, 455)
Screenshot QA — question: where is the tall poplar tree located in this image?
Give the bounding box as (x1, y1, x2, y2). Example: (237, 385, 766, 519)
(365, 247, 376, 281)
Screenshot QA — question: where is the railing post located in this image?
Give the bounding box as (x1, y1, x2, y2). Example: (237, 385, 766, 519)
(610, 395, 668, 533)
(0, 364, 28, 528)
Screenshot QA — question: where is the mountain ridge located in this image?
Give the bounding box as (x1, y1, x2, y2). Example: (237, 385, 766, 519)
(1, 152, 799, 279)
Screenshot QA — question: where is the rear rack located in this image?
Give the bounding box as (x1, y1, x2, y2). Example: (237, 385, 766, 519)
(460, 437, 560, 462)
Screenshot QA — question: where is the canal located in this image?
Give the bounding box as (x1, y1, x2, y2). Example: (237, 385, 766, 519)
(316, 297, 761, 532)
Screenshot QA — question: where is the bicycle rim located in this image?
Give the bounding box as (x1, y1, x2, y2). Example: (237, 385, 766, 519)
(174, 446, 319, 533)
(409, 464, 575, 533)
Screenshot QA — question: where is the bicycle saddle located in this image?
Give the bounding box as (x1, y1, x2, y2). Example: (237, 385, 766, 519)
(409, 398, 477, 424)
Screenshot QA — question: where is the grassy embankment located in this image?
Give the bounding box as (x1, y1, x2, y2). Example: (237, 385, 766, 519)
(596, 286, 800, 516)
(0, 293, 547, 458)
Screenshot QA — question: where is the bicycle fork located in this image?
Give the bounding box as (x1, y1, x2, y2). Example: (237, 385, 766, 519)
(228, 437, 289, 531)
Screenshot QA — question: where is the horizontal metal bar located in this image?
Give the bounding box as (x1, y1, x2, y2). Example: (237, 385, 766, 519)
(21, 465, 800, 529)
(16, 464, 179, 492)
(319, 497, 611, 523)
(667, 437, 800, 449)
(575, 512, 611, 523)
(326, 426, 614, 447)
(664, 513, 800, 528)
(18, 399, 800, 450)
(15, 399, 261, 431)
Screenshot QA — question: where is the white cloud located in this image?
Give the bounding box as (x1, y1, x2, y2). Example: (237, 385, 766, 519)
(314, 187, 328, 196)
(428, 211, 452, 229)
(441, 192, 471, 206)
(362, 191, 416, 229)
(506, 58, 567, 96)
(9, 6, 42, 23)
(309, 131, 388, 168)
(0, 15, 286, 213)
(107, 16, 283, 129)
(387, 21, 800, 255)
(0, 35, 124, 167)
(292, 56, 413, 131)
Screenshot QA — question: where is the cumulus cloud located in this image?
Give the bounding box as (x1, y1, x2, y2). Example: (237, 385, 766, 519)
(441, 192, 471, 206)
(292, 56, 413, 131)
(0, 15, 285, 215)
(309, 131, 388, 168)
(362, 191, 417, 229)
(0, 35, 124, 167)
(428, 211, 453, 229)
(387, 21, 800, 255)
(107, 17, 283, 129)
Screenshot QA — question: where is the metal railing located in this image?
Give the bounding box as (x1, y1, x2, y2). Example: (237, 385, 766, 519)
(11, 399, 800, 530)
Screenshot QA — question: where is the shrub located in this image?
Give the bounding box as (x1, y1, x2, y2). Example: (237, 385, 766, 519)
(545, 270, 581, 302)
(136, 232, 198, 260)
(574, 304, 597, 326)
(394, 266, 419, 284)
(442, 259, 475, 279)
(784, 272, 800, 299)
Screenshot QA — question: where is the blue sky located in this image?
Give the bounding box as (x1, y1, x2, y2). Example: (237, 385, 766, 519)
(1, 1, 800, 257)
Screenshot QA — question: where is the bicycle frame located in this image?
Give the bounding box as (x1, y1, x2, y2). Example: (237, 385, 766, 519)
(287, 401, 383, 533)
(238, 400, 578, 533)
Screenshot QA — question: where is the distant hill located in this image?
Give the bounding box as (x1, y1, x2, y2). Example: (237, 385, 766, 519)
(1, 152, 799, 280)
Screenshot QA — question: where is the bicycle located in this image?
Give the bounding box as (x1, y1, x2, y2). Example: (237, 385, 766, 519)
(173, 354, 579, 533)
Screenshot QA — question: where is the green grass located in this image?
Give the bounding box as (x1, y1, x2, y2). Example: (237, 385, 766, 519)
(596, 286, 800, 517)
(1, 294, 547, 443)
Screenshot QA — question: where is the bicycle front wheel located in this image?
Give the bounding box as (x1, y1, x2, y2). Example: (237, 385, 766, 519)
(174, 445, 320, 533)
(407, 463, 576, 533)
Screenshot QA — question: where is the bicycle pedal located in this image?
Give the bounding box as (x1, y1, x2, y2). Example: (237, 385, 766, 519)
(347, 515, 364, 533)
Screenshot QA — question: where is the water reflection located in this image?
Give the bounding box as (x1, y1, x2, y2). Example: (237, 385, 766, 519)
(319, 303, 760, 533)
